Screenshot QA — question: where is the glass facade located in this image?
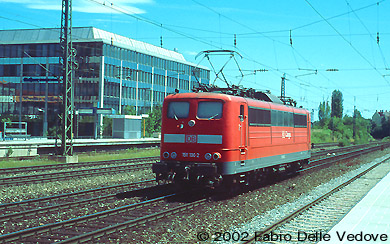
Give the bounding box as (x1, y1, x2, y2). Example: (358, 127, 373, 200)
(101, 43, 210, 114)
(0, 28, 210, 119)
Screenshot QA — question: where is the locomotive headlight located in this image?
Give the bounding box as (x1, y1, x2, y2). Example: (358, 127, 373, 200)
(171, 152, 177, 159)
(205, 153, 212, 160)
(188, 120, 195, 127)
(213, 153, 221, 160)
(163, 152, 169, 159)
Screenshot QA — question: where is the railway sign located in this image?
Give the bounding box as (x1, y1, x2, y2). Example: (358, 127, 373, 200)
(77, 107, 114, 115)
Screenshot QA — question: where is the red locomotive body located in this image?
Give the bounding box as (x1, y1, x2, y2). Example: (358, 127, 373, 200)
(152, 91, 311, 188)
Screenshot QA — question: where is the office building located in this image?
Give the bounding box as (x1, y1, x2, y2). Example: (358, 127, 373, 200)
(0, 27, 210, 135)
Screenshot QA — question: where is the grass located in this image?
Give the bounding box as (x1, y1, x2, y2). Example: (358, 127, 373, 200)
(0, 147, 160, 169)
(0, 159, 65, 169)
(78, 147, 160, 162)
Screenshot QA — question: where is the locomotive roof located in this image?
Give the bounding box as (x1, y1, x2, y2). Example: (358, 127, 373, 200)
(166, 92, 309, 114)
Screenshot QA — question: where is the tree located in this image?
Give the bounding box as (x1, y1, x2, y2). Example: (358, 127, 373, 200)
(331, 90, 343, 118)
(144, 106, 162, 137)
(122, 105, 136, 115)
(380, 116, 390, 138)
(318, 101, 330, 126)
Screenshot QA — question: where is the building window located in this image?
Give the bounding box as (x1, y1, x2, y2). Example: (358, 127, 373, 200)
(23, 64, 46, 76)
(1, 64, 19, 77)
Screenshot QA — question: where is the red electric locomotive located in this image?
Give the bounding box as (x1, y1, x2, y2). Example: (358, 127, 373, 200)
(152, 88, 311, 189)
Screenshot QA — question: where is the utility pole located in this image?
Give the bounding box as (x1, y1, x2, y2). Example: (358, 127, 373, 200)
(59, 0, 75, 157)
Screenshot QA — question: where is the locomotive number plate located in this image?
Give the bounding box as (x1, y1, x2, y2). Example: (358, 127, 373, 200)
(186, 134, 197, 143)
(182, 152, 200, 158)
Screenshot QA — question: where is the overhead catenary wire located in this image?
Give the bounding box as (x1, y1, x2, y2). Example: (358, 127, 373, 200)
(85, 0, 283, 92)
(189, 0, 334, 94)
(304, 0, 390, 87)
(190, 0, 365, 104)
(344, 0, 389, 70)
(236, 1, 386, 36)
(2, 0, 386, 116)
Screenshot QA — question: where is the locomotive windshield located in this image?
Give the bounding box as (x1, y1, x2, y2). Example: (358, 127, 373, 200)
(167, 101, 189, 119)
(197, 101, 223, 119)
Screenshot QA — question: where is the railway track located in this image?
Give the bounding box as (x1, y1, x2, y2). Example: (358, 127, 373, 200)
(241, 154, 390, 243)
(0, 142, 388, 242)
(0, 179, 157, 217)
(0, 190, 208, 243)
(304, 142, 388, 171)
(0, 142, 341, 165)
(0, 143, 384, 187)
(1, 143, 377, 222)
(0, 162, 154, 187)
(0, 179, 174, 236)
(0, 156, 159, 176)
(310, 143, 377, 159)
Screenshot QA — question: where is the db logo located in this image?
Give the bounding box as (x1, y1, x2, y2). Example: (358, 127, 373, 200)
(282, 131, 292, 139)
(186, 135, 197, 143)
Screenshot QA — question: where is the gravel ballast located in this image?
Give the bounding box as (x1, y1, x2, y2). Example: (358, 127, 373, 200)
(2, 148, 390, 243)
(114, 148, 390, 243)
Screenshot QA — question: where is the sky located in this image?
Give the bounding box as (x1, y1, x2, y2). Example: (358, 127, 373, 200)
(1, 0, 389, 120)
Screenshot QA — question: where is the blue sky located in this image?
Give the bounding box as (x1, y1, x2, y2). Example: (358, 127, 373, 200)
(1, 0, 389, 119)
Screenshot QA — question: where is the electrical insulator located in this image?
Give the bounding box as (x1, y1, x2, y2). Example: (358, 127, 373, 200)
(377, 32, 380, 44)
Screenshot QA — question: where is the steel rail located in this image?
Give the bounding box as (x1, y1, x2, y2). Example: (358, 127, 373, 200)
(0, 162, 154, 186)
(0, 193, 190, 243)
(310, 142, 384, 158)
(1, 143, 383, 212)
(0, 179, 154, 211)
(241, 154, 390, 243)
(0, 156, 159, 175)
(0, 142, 356, 175)
(0, 142, 382, 180)
(57, 198, 207, 244)
(0, 143, 380, 176)
(0, 180, 158, 222)
(35, 144, 390, 243)
(306, 143, 387, 171)
(0, 143, 388, 242)
(0, 143, 374, 183)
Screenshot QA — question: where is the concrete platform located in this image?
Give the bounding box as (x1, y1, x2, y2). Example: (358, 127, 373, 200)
(319, 170, 390, 243)
(0, 137, 160, 146)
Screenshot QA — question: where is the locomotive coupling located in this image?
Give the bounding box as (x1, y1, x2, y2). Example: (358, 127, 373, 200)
(152, 161, 221, 187)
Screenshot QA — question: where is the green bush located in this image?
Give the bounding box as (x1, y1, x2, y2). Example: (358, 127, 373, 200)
(311, 129, 333, 143)
(312, 110, 373, 145)
(5, 147, 13, 157)
(338, 138, 351, 147)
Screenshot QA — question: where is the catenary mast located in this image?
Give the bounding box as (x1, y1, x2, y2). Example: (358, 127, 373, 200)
(59, 0, 75, 156)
